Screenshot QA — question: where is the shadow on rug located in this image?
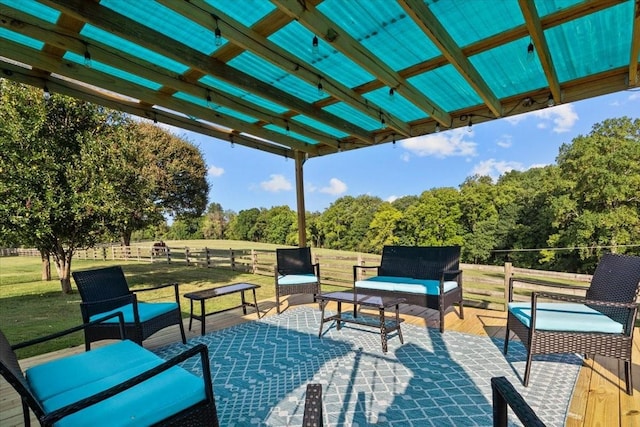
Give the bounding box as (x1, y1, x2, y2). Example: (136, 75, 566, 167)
(153, 306, 581, 426)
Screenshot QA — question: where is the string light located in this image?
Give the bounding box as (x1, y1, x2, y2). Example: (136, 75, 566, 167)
(285, 120, 290, 135)
(43, 83, 51, 100)
(434, 123, 441, 133)
(379, 110, 386, 128)
(206, 90, 214, 109)
(229, 134, 235, 148)
(83, 42, 92, 68)
(312, 35, 319, 55)
(153, 112, 158, 124)
(213, 15, 222, 46)
(317, 79, 323, 96)
(547, 94, 555, 107)
(468, 115, 473, 132)
(392, 133, 396, 148)
(388, 87, 395, 100)
(527, 39, 534, 62)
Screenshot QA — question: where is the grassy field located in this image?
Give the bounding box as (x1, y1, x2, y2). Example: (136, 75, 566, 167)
(0, 240, 589, 358)
(0, 254, 275, 358)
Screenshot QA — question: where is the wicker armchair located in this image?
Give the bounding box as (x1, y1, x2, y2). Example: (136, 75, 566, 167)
(0, 314, 218, 427)
(72, 266, 186, 350)
(504, 253, 640, 395)
(491, 377, 545, 427)
(275, 247, 321, 314)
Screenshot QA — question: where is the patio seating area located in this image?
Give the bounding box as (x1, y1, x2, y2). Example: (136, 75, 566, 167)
(2, 293, 638, 426)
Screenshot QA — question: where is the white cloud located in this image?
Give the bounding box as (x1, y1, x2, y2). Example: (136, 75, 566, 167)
(496, 134, 512, 148)
(530, 104, 578, 133)
(260, 174, 292, 192)
(471, 159, 524, 179)
(528, 163, 548, 169)
(400, 152, 411, 162)
(319, 178, 347, 195)
(629, 92, 640, 101)
(386, 195, 399, 203)
(208, 165, 224, 177)
(400, 128, 477, 158)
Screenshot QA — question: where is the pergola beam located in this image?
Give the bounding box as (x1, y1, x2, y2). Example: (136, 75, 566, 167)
(39, 0, 365, 150)
(271, 0, 452, 128)
(399, 0, 502, 118)
(629, 0, 640, 87)
(160, 0, 410, 139)
(518, 0, 562, 105)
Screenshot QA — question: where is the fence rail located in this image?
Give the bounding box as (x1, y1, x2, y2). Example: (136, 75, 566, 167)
(5, 246, 594, 311)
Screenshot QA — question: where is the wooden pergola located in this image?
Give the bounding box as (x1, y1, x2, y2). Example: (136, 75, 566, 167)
(1, 0, 638, 245)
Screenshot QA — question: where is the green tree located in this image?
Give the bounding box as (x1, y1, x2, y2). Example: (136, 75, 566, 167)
(548, 117, 640, 270)
(201, 202, 229, 239)
(364, 202, 402, 253)
(459, 176, 499, 263)
(0, 80, 132, 292)
(319, 195, 383, 251)
(261, 205, 297, 245)
(227, 208, 261, 241)
(116, 122, 209, 246)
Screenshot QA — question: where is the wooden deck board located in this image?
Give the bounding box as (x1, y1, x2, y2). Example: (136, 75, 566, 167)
(1, 295, 638, 426)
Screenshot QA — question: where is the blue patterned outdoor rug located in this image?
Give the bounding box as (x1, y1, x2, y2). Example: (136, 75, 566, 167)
(153, 306, 581, 426)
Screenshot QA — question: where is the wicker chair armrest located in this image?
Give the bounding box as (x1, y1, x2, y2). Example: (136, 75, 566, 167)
(132, 282, 179, 293)
(42, 343, 213, 425)
(536, 291, 639, 309)
(510, 276, 587, 291)
(507, 277, 587, 302)
(491, 376, 545, 427)
(132, 282, 180, 303)
(353, 265, 380, 270)
(11, 312, 126, 351)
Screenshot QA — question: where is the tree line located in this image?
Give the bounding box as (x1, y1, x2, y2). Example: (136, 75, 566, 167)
(2, 79, 639, 292)
(139, 117, 640, 275)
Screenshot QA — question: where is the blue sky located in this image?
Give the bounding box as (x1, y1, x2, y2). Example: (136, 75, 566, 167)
(170, 90, 639, 213)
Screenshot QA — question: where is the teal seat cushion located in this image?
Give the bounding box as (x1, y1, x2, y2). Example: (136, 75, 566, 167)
(88, 302, 178, 323)
(26, 341, 155, 401)
(508, 302, 624, 333)
(44, 366, 205, 427)
(277, 274, 318, 286)
(27, 340, 206, 427)
(355, 276, 458, 295)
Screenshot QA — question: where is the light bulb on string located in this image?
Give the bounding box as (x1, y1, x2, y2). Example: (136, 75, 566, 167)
(312, 36, 319, 55)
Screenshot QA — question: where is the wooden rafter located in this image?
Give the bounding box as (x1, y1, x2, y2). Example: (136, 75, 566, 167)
(518, 0, 562, 105)
(39, 0, 369, 149)
(399, 0, 502, 118)
(630, 0, 640, 86)
(160, 0, 411, 138)
(271, 0, 452, 128)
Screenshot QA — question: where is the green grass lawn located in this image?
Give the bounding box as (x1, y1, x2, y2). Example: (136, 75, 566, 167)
(0, 256, 281, 358)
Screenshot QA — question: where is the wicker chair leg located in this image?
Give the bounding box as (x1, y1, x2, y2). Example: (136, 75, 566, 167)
(21, 399, 31, 427)
(523, 350, 533, 387)
(439, 309, 445, 333)
(178, 318, 187, 344)
(276, 291, 282, 314)
(625, 361, 633, 395)
(503, 327, 510, 354)
(459, 300, 464, 319)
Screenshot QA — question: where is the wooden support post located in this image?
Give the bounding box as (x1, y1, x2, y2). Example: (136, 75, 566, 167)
(185, 247, 190, 266)
(205, 247, 210, 268)
(504, 262, 512, 311)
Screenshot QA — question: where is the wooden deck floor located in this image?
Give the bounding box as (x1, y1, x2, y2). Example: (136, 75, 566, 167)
(2, 296, 639, 426)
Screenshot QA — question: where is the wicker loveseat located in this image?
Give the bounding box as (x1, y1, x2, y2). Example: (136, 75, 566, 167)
(0, 313, 218, 427)
(353, 245, 464, 332)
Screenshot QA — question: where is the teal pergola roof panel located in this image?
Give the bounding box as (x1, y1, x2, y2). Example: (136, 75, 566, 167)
(323, 103, 382, 132)
(173, 92, 259, 124)
(292, 115, 349, 139)
(409, 65, 482, 112)
(546, 3, 634, 82)
(534, 0, 585, 17)
(199, 75, 290, 115)
(228, 52, 323, 104)
(0, 27, 44, 50)
(471, 38, 549, 99)
(430, 0, 525, 47)
(318, 0, 441, 70)
(100, 0, 219, 55)
(269, 21, 375, 88)
(263, 124, 319, 145)
(80, 25, 191, 75)
(63, 52, 162, 91)
(363, 87, 425, 123)
(0, 0, 60, 24)
(205, 0, 277, 27)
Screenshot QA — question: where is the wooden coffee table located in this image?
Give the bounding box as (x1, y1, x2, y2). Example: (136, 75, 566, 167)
(184, 283, 261, 335)
(317, 291, 405, 352)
